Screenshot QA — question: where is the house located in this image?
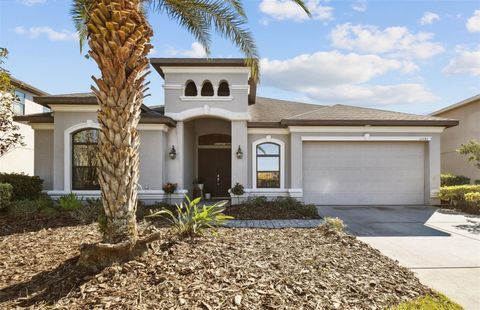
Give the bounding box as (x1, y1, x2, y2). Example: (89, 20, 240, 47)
(0, 77, 48, 175)
(14, 58, 458, 205)
(431, 94, 480, 183)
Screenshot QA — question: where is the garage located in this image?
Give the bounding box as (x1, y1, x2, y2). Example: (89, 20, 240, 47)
(303, 141, 426, 205)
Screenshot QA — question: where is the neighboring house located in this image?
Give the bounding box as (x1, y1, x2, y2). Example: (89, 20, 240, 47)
(431, 94, 480, 183)
(15, 58, 458, 205)
(0, 77, 48, 175)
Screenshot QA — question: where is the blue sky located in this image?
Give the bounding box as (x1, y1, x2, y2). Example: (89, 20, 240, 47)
(0, 0, 479, 115)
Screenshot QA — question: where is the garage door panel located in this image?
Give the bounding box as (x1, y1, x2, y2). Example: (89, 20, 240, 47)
(303, 142, 425, 205)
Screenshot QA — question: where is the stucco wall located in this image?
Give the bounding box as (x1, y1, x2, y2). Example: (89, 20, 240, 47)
(436, 100, 480, 182)
(163, 71, 249, 114)
(34, 130, 54, 190)
(138, 130, 165, 190)
(0, 90, 45, 175)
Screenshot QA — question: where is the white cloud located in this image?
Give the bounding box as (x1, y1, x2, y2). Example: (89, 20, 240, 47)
(330, 23, 444, 59)
(260, 51, 436, 107)
(15, 26, 78, 41)
(466, 10, 480, 32)
(304, 84, 438, 106)
(420, 12, 440, 25)
(165, 42, 207, 58)
(261, 51, 402, 89)
(17, 0, 46, 6)
(443, 46, 480, 76)
(259, 0, 333, 22)
(352, 0, 367, 13)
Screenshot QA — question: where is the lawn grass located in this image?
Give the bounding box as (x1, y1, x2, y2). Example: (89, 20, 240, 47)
(391, 294, 463, 310)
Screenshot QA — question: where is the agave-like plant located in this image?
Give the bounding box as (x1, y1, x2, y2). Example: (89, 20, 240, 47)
(147, 195, 232, 237)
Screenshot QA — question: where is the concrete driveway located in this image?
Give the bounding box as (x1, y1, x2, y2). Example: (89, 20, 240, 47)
(317, 205, 480, 310)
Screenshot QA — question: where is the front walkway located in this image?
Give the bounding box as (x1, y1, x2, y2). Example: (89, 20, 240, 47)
(224, 219, 323, 229)
(317, 205, 480, 310)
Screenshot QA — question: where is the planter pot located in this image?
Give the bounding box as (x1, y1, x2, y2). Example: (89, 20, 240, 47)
(205, 193, 211, 199)
(197, 184, 204, 190)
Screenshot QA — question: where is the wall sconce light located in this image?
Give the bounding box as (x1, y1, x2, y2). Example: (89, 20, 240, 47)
(236, 145, 243, 159)
(169, 146, 177, 159)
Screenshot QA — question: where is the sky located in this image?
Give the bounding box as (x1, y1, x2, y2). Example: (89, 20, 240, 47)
(0, 0, 479, 115)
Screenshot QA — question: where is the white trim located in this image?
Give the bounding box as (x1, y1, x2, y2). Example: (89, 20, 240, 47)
(241, 188, 302, 198)
(179, 96, 233, 102)
(138, 124, 169, 132)
(301, 135, 432, 142)
(165, 105, 250, 121)
(64, 121, 101, 192)
(247, 128, 289, 135)
(252, 137, 285, 190)
(161, 67, 250, 76)
(49, 104, 98, 112)
(47, 189, 189, 200)
(230, 84, 249, 90)
(289, 126, 445, 133)
(163, 84, 183, 90)
(30, 123, 54, 130)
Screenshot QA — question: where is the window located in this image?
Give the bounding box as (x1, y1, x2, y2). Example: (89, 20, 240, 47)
(185, 81, 197, 96)
(201, 81, 214, 96)
(13, 90, 26, 115)
(72, 128, 100, 190)
(217, 81, 230, 96)
(256, 142, 280, 188)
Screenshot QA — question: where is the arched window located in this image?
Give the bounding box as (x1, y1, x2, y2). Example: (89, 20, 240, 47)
(72, 128, 100, 190)
(217, 81, 230, 96)
(201, 81, 214, 96)
(256, 142, 280, 188)
(185, 81, 197, 96)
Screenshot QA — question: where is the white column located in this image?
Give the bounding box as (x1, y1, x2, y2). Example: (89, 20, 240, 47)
(428, 134, 441, 205)
(231, 121, 248, 188)
(290, 132, 303, 190)
(166, 121, 184, 189)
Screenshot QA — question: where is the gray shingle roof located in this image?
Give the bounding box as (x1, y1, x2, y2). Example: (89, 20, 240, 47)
(248, 97, 321, 122)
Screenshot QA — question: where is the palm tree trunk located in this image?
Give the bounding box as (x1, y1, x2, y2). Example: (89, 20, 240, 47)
(86, 0, 153, 244)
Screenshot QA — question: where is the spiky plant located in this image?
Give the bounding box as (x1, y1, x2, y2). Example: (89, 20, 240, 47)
(71, 0, 310, 263)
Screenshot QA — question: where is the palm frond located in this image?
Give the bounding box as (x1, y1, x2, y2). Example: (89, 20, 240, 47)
(291, 0, 311, 17)
(70, 0, 94, 53)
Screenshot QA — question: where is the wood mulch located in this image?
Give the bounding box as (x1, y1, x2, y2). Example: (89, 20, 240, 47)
(0, 216, 434, 309)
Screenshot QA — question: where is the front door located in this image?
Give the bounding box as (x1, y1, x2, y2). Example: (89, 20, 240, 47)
(198, 148, 231, 198)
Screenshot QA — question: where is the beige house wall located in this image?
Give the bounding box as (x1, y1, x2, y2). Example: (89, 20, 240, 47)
(435, 100, 480, 183)
(0, 90, 45, 175)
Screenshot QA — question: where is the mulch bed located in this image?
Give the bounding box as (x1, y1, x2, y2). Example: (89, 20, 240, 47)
(0, 217, 434, 309)
(225, 203, 320, 220)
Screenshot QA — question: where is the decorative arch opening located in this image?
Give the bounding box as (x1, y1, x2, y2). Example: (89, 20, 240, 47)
(201, 81, 214, 96)
(217, 81, 230, 96)
(184, 80, 197, 96)
(72, 128, 100, 190)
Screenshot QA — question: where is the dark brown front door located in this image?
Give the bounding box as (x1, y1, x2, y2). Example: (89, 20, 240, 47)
(198, 148, 231, 198)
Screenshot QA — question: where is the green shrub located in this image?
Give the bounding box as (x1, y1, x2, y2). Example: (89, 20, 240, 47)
(147, 195, 232, 238)
(0, 173, 43, 200)
(440, 173, 470, 186)
(246, 196, 268, 208)
(465, 192, 480, 205)
(272, 197, 318, 218)
(8, 195, 55, 218)
(57, 193, 83, 210)
(323, 217, 346, 232)
(0, 183, 13, 210)
(475, 180, 480, 185)
(439, 185, 480, 206)
(69, 199, 104, 224)
(230, 183, 245, 196)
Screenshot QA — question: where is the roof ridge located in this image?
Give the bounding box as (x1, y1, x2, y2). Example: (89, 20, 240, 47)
(285, 105, 330, 119)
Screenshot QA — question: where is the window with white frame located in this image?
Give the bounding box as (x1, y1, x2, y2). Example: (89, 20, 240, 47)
(256, 142, 281, 188)
(72, 128, 100, 190)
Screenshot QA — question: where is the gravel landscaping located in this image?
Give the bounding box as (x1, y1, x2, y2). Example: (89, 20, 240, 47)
(0, 216, 439, 309)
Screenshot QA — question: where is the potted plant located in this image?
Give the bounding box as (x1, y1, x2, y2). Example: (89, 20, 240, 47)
(163, 182, 177, 205)
(230, 182, 245, 205)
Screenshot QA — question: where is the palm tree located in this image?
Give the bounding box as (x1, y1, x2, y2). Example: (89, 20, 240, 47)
(71, 0, 310, 264)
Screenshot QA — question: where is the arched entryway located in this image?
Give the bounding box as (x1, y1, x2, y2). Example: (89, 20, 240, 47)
(198, 133, 231, 198)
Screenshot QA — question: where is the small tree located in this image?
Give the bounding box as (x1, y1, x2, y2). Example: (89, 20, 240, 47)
(458, 139, 480, 169)
(0, 48, 24, 157)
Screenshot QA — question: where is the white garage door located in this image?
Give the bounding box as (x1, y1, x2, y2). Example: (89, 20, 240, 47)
(303, 141, 425, 205)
